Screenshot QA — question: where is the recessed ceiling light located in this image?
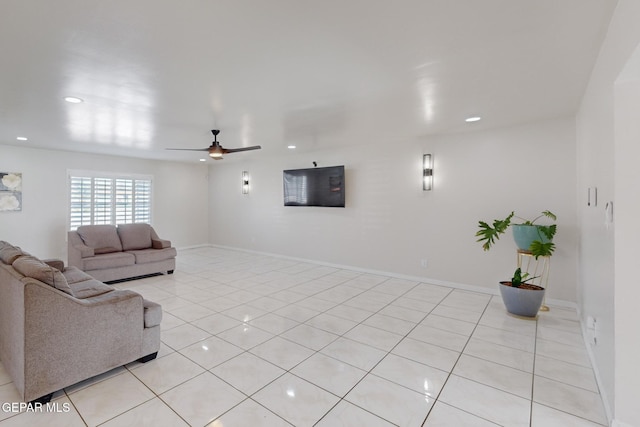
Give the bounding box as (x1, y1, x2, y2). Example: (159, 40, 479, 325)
(465, 116, 482, 123)
(64, 96, 84, 104)
(16, 136, 28, 141)
(199, 158, 206, 162)
(287, 145, 296, 149)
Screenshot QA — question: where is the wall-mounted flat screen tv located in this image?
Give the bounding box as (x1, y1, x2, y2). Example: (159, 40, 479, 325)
(283, 165, 345, 207)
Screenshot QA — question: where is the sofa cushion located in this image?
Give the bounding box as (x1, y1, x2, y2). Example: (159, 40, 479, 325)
(77, 225, 123, 253)
(83, 252, 136, 271)
(143, 299, 163, 328)
(94, 247, 121, 255)
(126, 247, 177, 264)
(0, 243, 24, 264)
(13, 255, 74, 296)
(69, 279, 114, 299)
(62, 266, 95, 284)
(117, 224, 153, 251)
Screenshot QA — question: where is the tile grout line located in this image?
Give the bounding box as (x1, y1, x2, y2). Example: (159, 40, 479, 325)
(422, 295, 500, 426)
(46, 247, 598, 427)
(179, 248, 534, 424)
(530, 313, 540, 426)
(311, 278, 450, 427)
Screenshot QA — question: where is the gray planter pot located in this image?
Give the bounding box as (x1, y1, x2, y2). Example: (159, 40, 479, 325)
(511, 224, 550, 252)
(499, 281, 545, 317)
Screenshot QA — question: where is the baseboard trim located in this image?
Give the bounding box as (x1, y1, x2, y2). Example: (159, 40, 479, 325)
(176, 243, 211, 251)
(578, 307, 614, 425)
(199, 244, 576, 309)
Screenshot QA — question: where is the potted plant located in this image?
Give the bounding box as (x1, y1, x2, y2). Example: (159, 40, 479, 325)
(499, 268, 545, 317)
(476, 210, 557, 258)
(476, 211, 556, 317)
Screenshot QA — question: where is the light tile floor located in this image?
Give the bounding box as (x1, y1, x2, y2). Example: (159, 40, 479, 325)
(0, 247, 608, 426)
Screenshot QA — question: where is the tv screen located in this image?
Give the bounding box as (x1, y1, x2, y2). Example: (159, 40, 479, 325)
(283, 165, 345, 207)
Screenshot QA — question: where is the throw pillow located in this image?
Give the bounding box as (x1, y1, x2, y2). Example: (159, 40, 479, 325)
(77, 225, 123, 252)
(13, 255, 74, 296)
(117, 223, 152, 250)
(0, 243, 24, 264)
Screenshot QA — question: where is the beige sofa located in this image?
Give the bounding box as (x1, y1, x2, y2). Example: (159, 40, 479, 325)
(68, 223, 176, 282)
(0, 241, 162, 403)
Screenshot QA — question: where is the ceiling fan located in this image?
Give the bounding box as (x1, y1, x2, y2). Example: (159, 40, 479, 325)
(166, 129, 261, 160)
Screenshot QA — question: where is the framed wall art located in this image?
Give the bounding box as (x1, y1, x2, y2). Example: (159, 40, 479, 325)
(0, 172, 22, 212)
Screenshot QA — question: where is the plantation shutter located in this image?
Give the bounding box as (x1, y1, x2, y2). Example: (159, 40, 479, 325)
(69, 173, 152, 230)
(93, 178, 112, 225)
(134, 179, 152, 223)
(69, 177, 92, 228)
(115, 178, 133, 224)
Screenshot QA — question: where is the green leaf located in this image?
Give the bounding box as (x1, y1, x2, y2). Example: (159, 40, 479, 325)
(511, 268, 523, 287)
(475, 212, 513, 251)
(510, 267, 541, 287)
(538, 224, 557, 241)
(529, 240, 556, 258)
(529, 210, 557, 225)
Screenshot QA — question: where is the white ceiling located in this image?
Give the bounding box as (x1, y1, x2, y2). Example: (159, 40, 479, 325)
(0, 0, 617, 163)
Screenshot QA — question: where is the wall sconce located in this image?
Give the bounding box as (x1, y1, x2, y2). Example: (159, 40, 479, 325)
(242, 171, 250, 194)
(423, 154, 433, 191)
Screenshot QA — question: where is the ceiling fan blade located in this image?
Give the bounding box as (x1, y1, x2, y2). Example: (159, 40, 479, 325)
(222, 145, 262, 154)
(166, 129, 261, 160)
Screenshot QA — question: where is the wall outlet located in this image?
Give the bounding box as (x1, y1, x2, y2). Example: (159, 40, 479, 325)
(420, 259, 428, 268)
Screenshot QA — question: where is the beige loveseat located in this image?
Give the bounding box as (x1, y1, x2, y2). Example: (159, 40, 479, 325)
(68, 223, 176, 282)
(0, 241, 162, 403)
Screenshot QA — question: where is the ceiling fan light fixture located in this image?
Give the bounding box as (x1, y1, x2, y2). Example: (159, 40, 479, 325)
(209, 144, 224, 158)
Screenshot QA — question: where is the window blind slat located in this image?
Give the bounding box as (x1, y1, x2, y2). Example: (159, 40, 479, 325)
(69, 177, 93, 229)
(134, 179, 151, 223)
(115, 178, 133, 224)
(69, 174, 152, 230)
(93, 178, 112, 225)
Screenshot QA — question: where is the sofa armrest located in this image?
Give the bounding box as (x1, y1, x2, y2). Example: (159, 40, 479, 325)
(151, 239, 170, 249)
(22, 282, 146, 401)
(68, 231, 94, 270)
(150, 226, 171, 249)
(43, 259, 65, 271)
(77, 289, 142, 307)
(75, 244, 94, 258)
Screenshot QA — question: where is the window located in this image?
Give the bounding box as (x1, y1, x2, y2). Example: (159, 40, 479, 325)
(68, 171, 152, 230)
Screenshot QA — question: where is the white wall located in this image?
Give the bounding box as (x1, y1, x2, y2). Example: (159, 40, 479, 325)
(614, 67, 640, 427)
(576, 1, 640, 424)
(209, 116, 578, 302)
(0, 145, 209, 260)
